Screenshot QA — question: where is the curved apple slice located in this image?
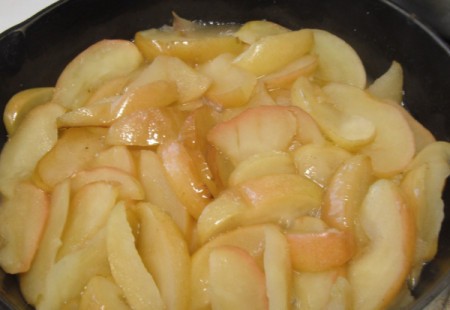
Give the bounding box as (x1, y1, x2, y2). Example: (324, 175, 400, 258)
(209, 246, 269, 310)
(90, 145, 137, 176)
(323, 83, 415, 176)
(53, 40, 144, 110)
(234, 20, 289, 44)
(233, 29, 313, 77)
(311, 29, 366, 88)
(70, 167, 145, 200)
(107, 202, 164, 310)
(0, 103, 65, 198)
(79, 276, 130, 310)
(207, 106, 298, 165)
(135, 203, 190, 310)
(367, 61, 403, 103)
(0, 182, 49, 274)
(348, 179, 415, 310)
(3, 87, 54, 135)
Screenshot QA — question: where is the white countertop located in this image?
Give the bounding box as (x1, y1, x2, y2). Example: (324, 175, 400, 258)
(0, 0, 58, 34)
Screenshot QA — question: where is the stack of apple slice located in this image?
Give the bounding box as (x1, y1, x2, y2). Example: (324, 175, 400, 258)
(0, 15, 448, 310)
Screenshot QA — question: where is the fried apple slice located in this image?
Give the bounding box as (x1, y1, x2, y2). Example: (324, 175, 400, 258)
(367, 61, 403, 103)
(0, 182, 49, 274)
(53, 40, 143, 109)
(90, 145, 136, 176)
(107, 202, 164, 310)
(234, 20, 289, 44)
(0, 103, 65, 197)
(79, 276, 130, 310)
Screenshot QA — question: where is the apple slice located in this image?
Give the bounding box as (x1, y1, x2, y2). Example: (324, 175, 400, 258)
(138, 150, 194, 240)
(79, 276, 130, 310)
(135, 202, 191, 310)
(127, 55, 211, 103)
(367, 61, 403, 103)
(106, 107, 185, 147)
(200, 53, 257, 108)
(3, 87, 54, 135)
(321, 154, 374, 233)
(84, 75, 130, 106)
(348, 179, 415, 310)
(53, 40, 144, 110)
(37, 230, 111, 310)
(0, 102, 65, 197)
(233, 29, 313, 76)
(107, 202, 165, 310)
(311, 29, 366, 88)
(58, 182, 119, 258)
(208, 245, 269, 310)
(229, 151, 296, 186)
(291, 77, 376, 150)
(323, 83, 415, 176)
(36, 127, 107, 189)
(234, 20, 289, 44)
(207, 106, 298, 165)
(293, 143, 351, 188)
(20, 180, 70, 305)
(158, 140, 212, 219)
(0, 182, 49, 274)
(70, 167, 145, 200)
(90, 145, 136, 176)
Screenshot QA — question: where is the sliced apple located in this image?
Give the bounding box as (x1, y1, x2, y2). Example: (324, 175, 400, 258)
(207, 106, 297, 165)
(106, 202, 165, 310)
(127, 55, 211, 103)
(3, 87, 54, 135)
(200, 53, 257, 108)
(135, 25, 245, 64)
(367, 61, 403, 103)
(135, 202, 191, 310)
(53, 40, 144, 110)
(291, 77, 376, 150)
(288, 106, 326, 145)
(208, 245, 269, 310)
(348, 179, 415, 310)
(0, 182, 49, 274)
(58, 182, 119, 258)
(0, 102, 65, 197)
(37, 230, 111, 310)
(105, 107, 185, 147)
(20, 180, 70, 305)
(293, 143, 352, 188)
(234, 20, 290, 44)
(158, 140, 212, 219)
(228, 151, 296, 187)
(138, 150, 194, 240)
(311, 29, 366, 88)
(79, 276, 130, 310)
(233, 29, 313, 76)
(84, 75, 130, 106)
(70, 167, 145, 200)
(323, 83, 415, 176)
(36, 127, 107, 189)
(321, 154, 374, 233)
(90, 145, 136, 176)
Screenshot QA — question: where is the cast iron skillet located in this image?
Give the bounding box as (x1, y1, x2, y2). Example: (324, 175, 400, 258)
(0, 0, 449, 309)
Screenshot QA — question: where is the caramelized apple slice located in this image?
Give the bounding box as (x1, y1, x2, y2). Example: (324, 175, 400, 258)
(200, 53, 257, 108)
(208, 246, 269, 310)
(138, 150, 194, 239)
(135, 202, 191, 310)
(311, 29, 366, 88)
(37, 231, 110, 310)
(36, 127, 107, 189)
(20, 180, 70, 304)
(348, 179, 415, 310)
(53, 40, 143, 110)
(367, 61, 404, 103)
(90, 145, 136, 176)
(293, 143, 352, 188)
(0, 182, 49, 274)
(79, 276, 130, 310)
(0, 103, 65, 197)
(323, 83, 415, 176)
(234, 20, 289, 44)
(3, 87, 54, 135)
(233, 29, 313, 76)
(107, 202, 164, 310)
(207, 106, 297, 165)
